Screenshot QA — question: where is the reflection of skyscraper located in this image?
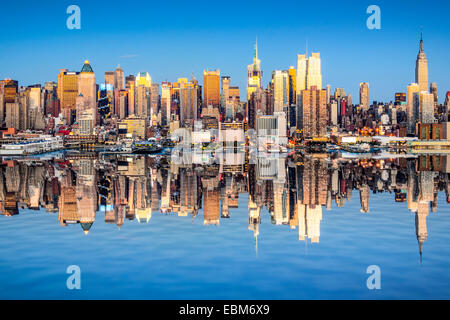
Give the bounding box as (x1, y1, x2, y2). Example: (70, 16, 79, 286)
(202, 175, 220, 226)
(359, 184, 370, 213)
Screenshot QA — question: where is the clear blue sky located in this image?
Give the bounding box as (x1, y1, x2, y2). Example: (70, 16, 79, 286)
(0, 0, 449, 103)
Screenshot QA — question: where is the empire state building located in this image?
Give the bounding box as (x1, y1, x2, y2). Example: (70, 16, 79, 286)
(415, 33, 429, 92)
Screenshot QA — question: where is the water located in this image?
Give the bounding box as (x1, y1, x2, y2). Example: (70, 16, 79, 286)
(0, 152, 449, 299)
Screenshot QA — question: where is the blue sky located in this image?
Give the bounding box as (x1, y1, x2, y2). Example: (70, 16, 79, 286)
(0, 0, 449, 103)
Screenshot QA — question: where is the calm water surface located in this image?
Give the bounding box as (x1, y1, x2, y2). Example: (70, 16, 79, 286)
(0, 152, 449, 299)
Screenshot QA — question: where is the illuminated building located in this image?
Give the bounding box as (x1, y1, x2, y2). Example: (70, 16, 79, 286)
(271, 70, 289, 114)
(204, 69, 220, 108)
(414, 91, 435, 125)
(296, 52, 323, 94)
(114, 65, 125, 90)
(247, 40, 262, 101)
(180, 79, 198, 126)
(297, 87, 327, 138)
(136, 72, 152, 88)
(77, 60, 97, 125)
(57, 70, 79, 123)
(360, 82, 370, 110)
(160, 82, 172, 126)
(118, 115, 147, 139)
(105, 72, 115, 87)
(407, 83, 420, 134)
(415, 33, 429, 92)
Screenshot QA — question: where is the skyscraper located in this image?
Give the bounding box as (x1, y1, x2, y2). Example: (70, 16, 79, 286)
(247, 40, 262, 101)
(430, 82, 438, 105)
(415, 91, 435, 124)
(415, 33, 429, 92)
(297, 87, 327, 138)
(180, 79, 198, 126)
(296, 52, 323, 96)
(77, 60, 97, 125)
(57, 70, 79, 123)
(105, 72, 115, 87)
(135, 72, 152, 88)
(203, 69, 220, 108)
(407, 83, 420, 134)
(271, 70, 289, 114)
(114, 65, 125, 90)
(360, 82, 370, 110)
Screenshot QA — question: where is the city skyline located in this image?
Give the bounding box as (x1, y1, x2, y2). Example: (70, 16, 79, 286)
(1, 1, 449, 103)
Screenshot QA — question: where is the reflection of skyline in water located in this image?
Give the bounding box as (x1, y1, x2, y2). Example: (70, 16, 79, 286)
(0, 153, 449, 262)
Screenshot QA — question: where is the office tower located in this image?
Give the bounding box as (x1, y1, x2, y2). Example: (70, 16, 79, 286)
(247, 40, 262, 101)
(296, 54, 307, 93)
(297, 87, 327, 138)
(125, 75, 135, 88)
(445, 91, 450, 122)
(98, 84, 113, 124)
(77, 60, 97, 125)
(118, 90, 128, 119)
(136, 72, 152, 88)
(57, 70, 79, 122)
(134, 84, 150, 118)
(415, 91, 435, 124)
(296, 52, 323, 93)
(326, 84, 331, 104)
(248, 88, 269, 129)
(221, 76, 231, 109)
(150, 83, 159, 118)
(288, 66, 297, 105)
(203, 69, 220, 108)
(5, 92, 29, 130)
(114, 65, 125, 90)
(415, 33, 429, 92)
(360, 82, 370, 110)
(1, 79, 18, 104)
(0, 79, 18, 117)
(334, 88, 346, 99)
(395, 92, 406, 105)
(180, 79, 198, 126)
(43, 82, 58, 117)
(255, 112, 288, 146)
(307, 53, 322, 90)
(160, 82, 172, 126)
(330, 101, 338, 126)
(27, 86, 44, 130)
(105, 72, 115, 87)
(430, 82, 438, 104)
(407, 83, 420, 134)
(271, 70, 289, 113)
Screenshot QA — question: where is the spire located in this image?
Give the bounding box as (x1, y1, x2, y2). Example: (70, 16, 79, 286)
(254, 37, 258, 60)
(419, 240, 423, 265)
(420, 32, 424, 52)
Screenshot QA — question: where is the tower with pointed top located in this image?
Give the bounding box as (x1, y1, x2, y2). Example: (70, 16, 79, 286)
(415, 33, 429, 92)
(247, 39, 263, 101)
(77, 60, 97, 129)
